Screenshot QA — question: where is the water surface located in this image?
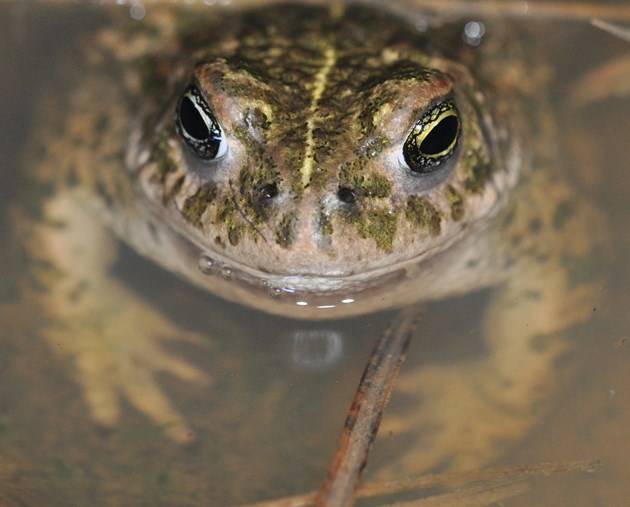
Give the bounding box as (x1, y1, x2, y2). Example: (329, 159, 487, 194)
(1, 2, 628, 505)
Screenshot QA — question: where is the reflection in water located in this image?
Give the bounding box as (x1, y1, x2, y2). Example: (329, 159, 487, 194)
(288, 328, 344, 370)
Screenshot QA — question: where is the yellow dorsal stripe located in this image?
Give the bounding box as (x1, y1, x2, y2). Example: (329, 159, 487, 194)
(301, 45, 337, 189)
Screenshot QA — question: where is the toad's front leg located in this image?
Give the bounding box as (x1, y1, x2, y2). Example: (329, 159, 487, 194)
(376, 188, 607, 476)
(23, 188, 210, 444)
(378, 261, 603, 477)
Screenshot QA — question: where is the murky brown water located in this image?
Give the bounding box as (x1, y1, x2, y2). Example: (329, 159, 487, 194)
(1, 1, 628, 505)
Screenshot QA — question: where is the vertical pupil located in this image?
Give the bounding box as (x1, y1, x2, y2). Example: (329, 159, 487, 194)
(180, 96, 209, 140)
(420, 115, 459, 155)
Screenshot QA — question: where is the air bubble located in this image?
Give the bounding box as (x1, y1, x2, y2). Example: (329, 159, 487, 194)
(268, 286, 283, 299)
(415, 18, 429, 33)
(221, 266, 233, 280)
(129, 3, 146, 20)
(198, 254, 216, 275)
(463, 21, 486, 46)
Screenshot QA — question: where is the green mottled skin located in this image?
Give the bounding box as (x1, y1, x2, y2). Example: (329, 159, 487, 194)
(107, 3, 519, 305)
(14, 1, 609, 472)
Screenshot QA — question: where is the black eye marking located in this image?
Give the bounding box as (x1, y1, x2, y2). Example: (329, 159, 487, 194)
(176, 85, 227, 160)
(402, 100, 460, 174)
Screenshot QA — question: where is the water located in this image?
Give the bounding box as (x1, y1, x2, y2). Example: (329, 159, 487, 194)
(1, 2, 628, 505)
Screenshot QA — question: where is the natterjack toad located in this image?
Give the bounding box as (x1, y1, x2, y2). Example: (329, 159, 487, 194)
(13, 2, 607, 471)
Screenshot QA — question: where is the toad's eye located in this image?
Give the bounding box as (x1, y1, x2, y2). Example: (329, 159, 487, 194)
(401, 100, 460, 174)
(176, 85, 227, 160)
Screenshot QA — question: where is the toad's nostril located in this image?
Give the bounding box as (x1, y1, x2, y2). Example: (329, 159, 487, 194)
(260, 183, 279, 200)
(337, 187, 356, 204)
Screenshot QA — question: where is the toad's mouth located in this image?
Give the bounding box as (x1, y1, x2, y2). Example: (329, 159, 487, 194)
(136, 185, 490, 318)
(152, 211, 424, 318)
(182, 221, 412, 290)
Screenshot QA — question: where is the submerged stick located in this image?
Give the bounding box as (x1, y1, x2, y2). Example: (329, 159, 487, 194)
(242, 459, 599, 507)
(380, 480, 531, 507)
(591, 19, 630, 43)
(315, 306, 420, 507)
(18, 0, 630, 23)
(358, 459, 600, 499)
(410, 0, 630, 22)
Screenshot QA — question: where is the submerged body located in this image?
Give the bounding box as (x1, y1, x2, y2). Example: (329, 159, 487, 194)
(14, 2, 606, 471)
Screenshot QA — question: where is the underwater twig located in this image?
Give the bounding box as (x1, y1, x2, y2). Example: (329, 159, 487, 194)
(20, 0, 630, 23)
(358, 458, 600, 499)
(315, 306, 420, 507)
(380, 479, 530, 506)
(411, 0, 630, 22)
(591, 19, 630, 43)
(241, 459, 599, 506)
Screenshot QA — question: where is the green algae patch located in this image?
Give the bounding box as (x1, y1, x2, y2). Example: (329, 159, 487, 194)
(276, 212, 297, 248)
(446, 185, 464, 221)
(461, 147, 493, 194)
(339, 164, 392, 199)
(232, 123, 266, 159)
(182, 185, 216, 227)
(151, 133, 177, 184)
(341, 205, 398, 253)
(319, 207, 334, 237)
(406, 195, 442, 236)
(237, 164, 281, 221)
(215, 194, 246, 246)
